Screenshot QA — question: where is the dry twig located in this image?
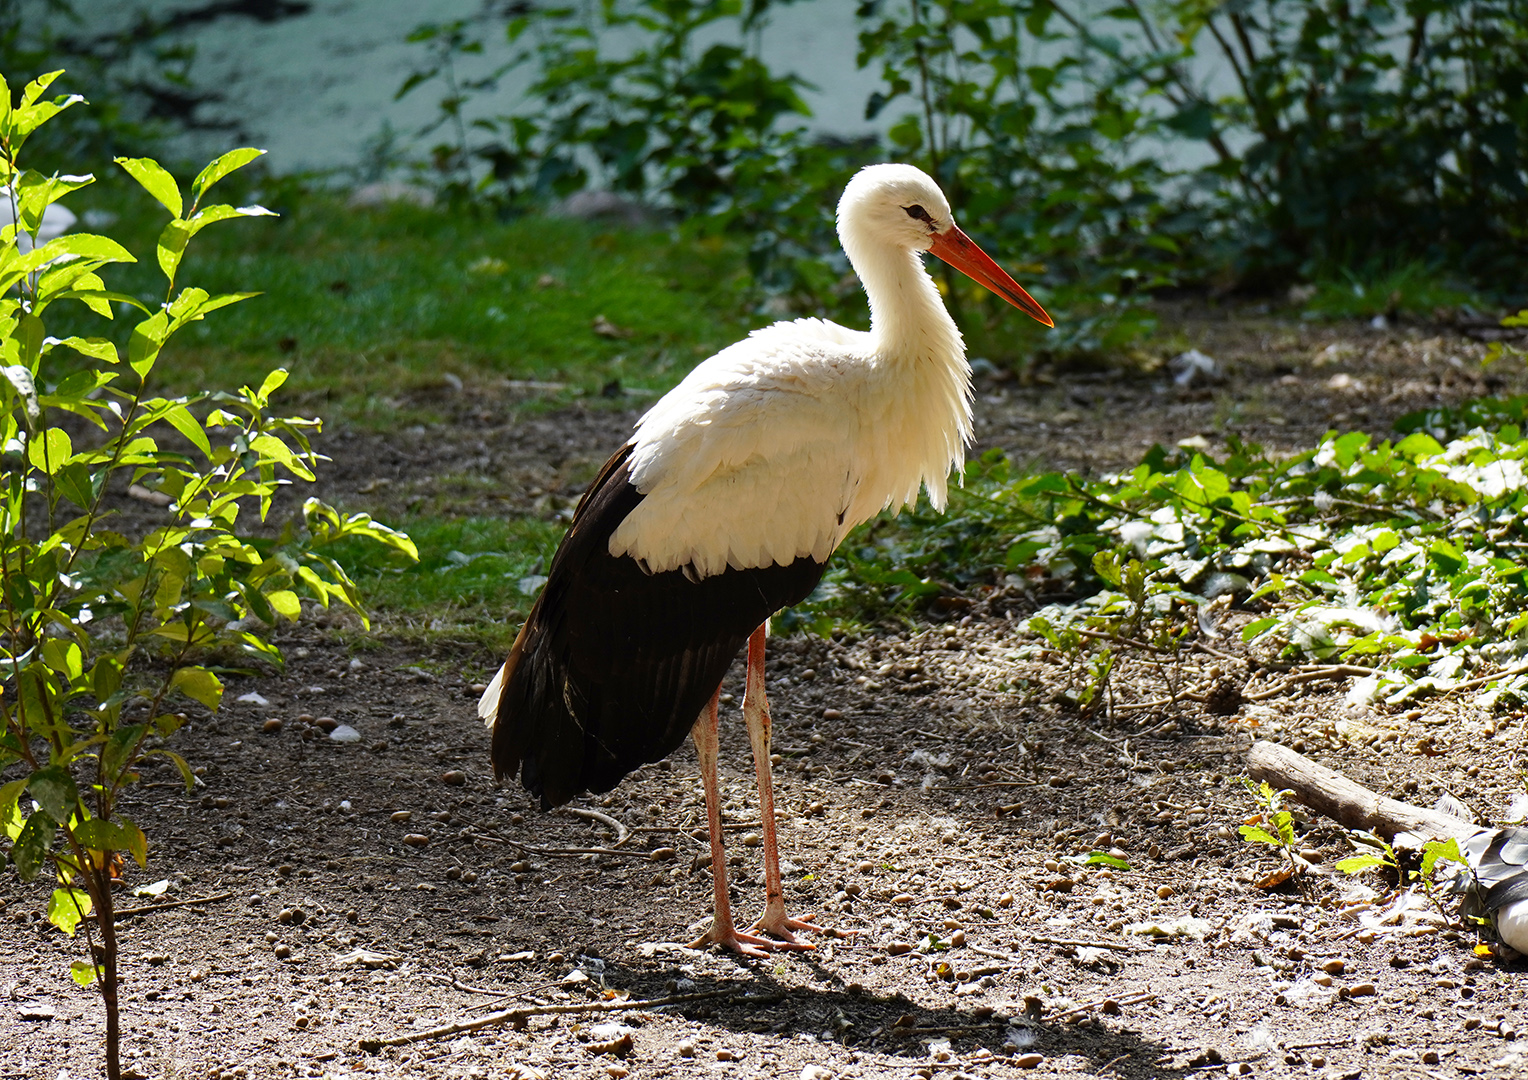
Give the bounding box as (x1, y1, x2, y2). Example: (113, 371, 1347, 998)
(114, 891, 234, 918)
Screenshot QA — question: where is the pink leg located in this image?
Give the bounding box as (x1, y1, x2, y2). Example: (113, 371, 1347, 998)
(743, 626, 828, 945)
(686, 688, 789, 958)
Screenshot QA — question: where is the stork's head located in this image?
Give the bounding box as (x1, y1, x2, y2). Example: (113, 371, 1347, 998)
(837, 163, 1053, 328)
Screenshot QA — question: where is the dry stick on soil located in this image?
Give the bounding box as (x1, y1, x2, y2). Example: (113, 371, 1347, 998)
(113, 891, 234, 918)
(358, 988, 737, 1053)
(1243, 664, 1378, 702)
(1031, 935, 1149, 953)
(561, 805, 632, 847)
(469, 833, 663, 861)
(1048, 991, 1157, 1022)
(1245, 740, 1477, 843)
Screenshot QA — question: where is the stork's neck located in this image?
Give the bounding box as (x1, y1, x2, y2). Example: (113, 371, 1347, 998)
(849, 238, 966, 368)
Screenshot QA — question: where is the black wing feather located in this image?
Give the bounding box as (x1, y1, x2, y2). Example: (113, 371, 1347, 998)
(490, 443, 826, 808)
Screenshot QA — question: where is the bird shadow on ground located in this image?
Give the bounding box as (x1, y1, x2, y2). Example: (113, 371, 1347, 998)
(582, 956, 1195, 1075)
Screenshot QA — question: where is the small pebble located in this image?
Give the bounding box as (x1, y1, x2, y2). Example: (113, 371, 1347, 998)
(715, 1049, 735, 1062)
(997, 892, 1014, 908)
(822, 708, 842, 721)
(440, 770, 467, 786)
(1014, 1053, 1043, 1069)
(1322, 959, 1346, 975)
(891, 893, 914, 905)
(649, 847, 676, 862)
(469, 683, 488, 695)
(886, 941, 913, 956)
(261, 719, 283, 734)
(391, 811, 413, 824)
(856, 861, 874, 874)
(741, 832, 762, 848)
(1156, 885, 1175, 899)
(1421, 1051, 1439, 1065)
(402, 834, 431, 848)
(1345, 981, 1376, 998)
(314, 716, 338, 733)
(273, 943, 291, 959)
(1235, 1063, 1253, 1076)
(1312, 973, 1333, 987)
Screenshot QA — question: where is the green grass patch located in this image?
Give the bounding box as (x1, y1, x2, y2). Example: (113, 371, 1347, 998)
(1298, 261, 1479, 321)
(329, 515, 564, 651)
(56, 182, 762, 424)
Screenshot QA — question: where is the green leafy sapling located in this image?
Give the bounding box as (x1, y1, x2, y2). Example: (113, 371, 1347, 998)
(0, 72, 415, 1080)
(1239, 779, 1300, 872)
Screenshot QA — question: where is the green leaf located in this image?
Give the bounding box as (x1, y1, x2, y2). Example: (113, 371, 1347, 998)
(170, 666, 223, 710)
(26, 426, 73, 474)
(115, 157, 183, 218)
(164, 404, 213, 457)
(266, 589, 302, 620)
(27, 764, 79, 825)
(1421, 837, 1463, 878)
(1238, 824, 1280, 847)
(47, 887, 92, 936)
(190, 148, 266, 205)
(147, 749, 196, 791)
(71, 960, 99, 987)
(0, 777, 28, 840)
(156, 220, 191, 283)
(49, 336, 119, 364)
(1335, 854, 1389, 875)
(12, 812, 56, 881)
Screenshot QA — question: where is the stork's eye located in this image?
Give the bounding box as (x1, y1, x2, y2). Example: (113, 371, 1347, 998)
(903, 204, 932, 222)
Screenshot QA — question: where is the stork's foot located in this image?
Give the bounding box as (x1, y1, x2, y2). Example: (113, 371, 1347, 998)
(689, 919, 814, 958)
(752, 899, 855, 945)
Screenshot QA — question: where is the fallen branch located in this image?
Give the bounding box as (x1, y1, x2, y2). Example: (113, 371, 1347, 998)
(359, 988, 736, 1053)
(1243, 664, 1378, 701)
(114, 891, 234, 918)
(1446, 658, 1528, 694)
(1048, 991, 1157, 1021)
(1031, 935, 1148, 953)
(467, 833, 663, 861)
(1245, 740, 1476, 843)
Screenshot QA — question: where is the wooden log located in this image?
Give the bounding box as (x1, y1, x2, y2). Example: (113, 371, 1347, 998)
(1245, 740, 1476, 844)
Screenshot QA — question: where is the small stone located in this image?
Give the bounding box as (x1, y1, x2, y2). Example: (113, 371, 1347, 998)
(1322, 959, 1346, 975)
(822, 708, 843, 721)
(1310, 1056, 1326, 1068)
(856, 860, 875, 874)
(649, 847, 676, 861)
(716, 1049, 735, 1061)
(676, 1040, 696, 1059)
(1312, 973, 1333, 987)
(1421, 1051, 1439, 1065)
(998, 892, 1014, 908)
(314, 716, 338, 732)
(1014, 1053, 1043, 1069)
(1235, 1063, 1253, 1075)
(391, 811, 413, 824)
(261, 719, 283, 734)
(273, 943, 292, 958)
(891, 893, 915, 905)
(145, 953, 168, 966)
(511, 860, 532, 873)
(440, 770, 467, 786)
(1345, 981, 1376, 998)
(402, 834, 430, 848)
(741, 832, 762, 848)
(1157, 885, 1175, 899)
(886, 941, 913, 956)
(328, 724, 361, 743)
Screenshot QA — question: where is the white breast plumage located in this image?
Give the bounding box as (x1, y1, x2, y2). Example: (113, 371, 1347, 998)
(607, 317, 973, 578)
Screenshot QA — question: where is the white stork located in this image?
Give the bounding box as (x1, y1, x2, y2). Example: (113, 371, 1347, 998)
(479, 163, 1052, 955)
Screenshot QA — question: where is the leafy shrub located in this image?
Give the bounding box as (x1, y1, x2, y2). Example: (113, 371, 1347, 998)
(788, 416, 1528, 705)
(398, 0, 1528, 344)
(0, 73, 415, 1077)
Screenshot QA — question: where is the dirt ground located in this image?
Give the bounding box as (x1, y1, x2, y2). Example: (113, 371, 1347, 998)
(4, 315, 1527, 1080)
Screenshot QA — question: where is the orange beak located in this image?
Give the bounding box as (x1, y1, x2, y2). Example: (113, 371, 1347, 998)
(928, 225, 1054, 328)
